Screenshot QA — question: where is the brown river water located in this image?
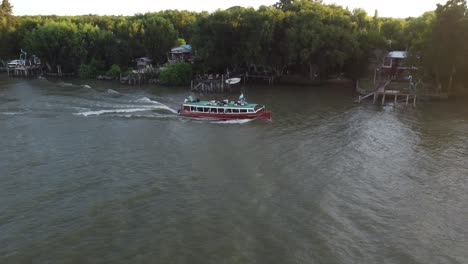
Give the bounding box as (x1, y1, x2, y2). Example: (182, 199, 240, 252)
(1, 75, 467, 263)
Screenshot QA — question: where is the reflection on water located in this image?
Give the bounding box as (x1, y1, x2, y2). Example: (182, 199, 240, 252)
(0, 76, 467, 264)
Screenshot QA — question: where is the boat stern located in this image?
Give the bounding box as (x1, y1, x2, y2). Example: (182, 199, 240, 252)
(259, 110, 272, 120)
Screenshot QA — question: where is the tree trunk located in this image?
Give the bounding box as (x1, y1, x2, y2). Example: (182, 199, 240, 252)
(448, 65, 456, 94)
(309, 63, 314, 80)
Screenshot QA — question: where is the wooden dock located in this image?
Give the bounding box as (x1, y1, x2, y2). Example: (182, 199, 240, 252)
(244, 72, 274, 85)
(7, 65, 42, 77)
(358, 80, 418, 106)
(190, 71, 274, 93)
(191, 75, 232, 93)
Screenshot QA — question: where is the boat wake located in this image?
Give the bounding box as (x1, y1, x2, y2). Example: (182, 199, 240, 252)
(135, 97, 178, 114)
(106, 89, 120, 96)
(0, 112, 27, 115)
(74, 97, 178, 117)
(212, 119, 255, 124)
(74, 108, 151, 117)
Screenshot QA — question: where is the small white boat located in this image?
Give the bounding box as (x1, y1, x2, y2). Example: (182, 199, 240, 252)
(225, 77, 241, 85)
(7, 59, 25, 68)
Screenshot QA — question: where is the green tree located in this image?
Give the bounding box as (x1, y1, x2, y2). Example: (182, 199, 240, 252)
(0, 0, 13, 16)
(23, 20, 81, 71)
(427, 0, 467, 93)
(141, 15, 178, 63)
(160, 61, 192, 86)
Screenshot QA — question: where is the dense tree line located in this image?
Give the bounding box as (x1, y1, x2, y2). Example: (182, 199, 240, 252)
(0, 0, 467, 93)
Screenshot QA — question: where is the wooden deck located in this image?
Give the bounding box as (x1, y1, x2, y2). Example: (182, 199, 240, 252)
(358, 80, 417, 106)
(7, 65, 42, 77)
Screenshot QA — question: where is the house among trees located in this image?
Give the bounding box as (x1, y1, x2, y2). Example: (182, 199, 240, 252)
(135, 57, 153, 70)
(382, 51, 416, 79)
(168, 44, 192, 64)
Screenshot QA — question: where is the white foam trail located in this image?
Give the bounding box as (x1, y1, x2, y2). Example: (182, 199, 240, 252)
(106, 89, 120, 95)
(74, 108, 149, 117)
(1, 112, 26, 115)
(67, 106, 90, 111)
(82, 85, 92, 89)
(118, 114, 177, 119)
(136, 97, 178, 114)
(155, 105, 178, 114)
(59, 82, 73, 86)
(136, 97, 154, 103)
(212, 119, 255, 124)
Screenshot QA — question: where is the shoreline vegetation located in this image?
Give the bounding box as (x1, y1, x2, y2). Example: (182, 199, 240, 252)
(1, 0, 468, 96)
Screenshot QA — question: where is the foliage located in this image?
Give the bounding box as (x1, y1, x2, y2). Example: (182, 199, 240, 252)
(0, 0, 467, 93)
(425, 0, 468, 93)
(106, 64, 121, 78)
(79, 63, 97, 79)
(175, 38, 186, 46)
(160, 62, 192, 86)
(79, 59, 105, 79)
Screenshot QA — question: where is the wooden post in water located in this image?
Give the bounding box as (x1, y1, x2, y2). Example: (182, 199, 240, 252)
(221, 75, 224, 92)
(373, 93, 377, 104)
(394, 94, 397, 105)
(406, 95, 409, 105)
(358, 96, 361, 104)
(381, 92, 386, 105)
(413, 95, 417, 107)
(373, 68, 377, 85)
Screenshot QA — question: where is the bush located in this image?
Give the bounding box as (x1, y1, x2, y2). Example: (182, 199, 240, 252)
(79, 59, 102, 79)
(159, 62, 192, 86)
(106, 64, 121, 78)
(79, 63, 97, 79)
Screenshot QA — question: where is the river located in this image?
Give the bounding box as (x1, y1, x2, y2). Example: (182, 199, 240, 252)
(1, 75, 467, 264)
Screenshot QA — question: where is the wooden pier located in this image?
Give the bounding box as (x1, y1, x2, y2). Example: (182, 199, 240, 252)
(244, 72, 274, 85)
(190, 71, 274, 93)
(7, 65, 42, 77)
(191, 75, 232, 93)
(358, 80, 418, 106)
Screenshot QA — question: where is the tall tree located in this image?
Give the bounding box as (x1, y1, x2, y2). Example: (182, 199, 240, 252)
(0, 0, 13, 16)
(428, 0, 467, 93)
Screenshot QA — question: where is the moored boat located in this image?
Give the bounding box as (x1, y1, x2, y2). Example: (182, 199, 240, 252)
(7, 59, 25, 68)
(179, 94, 271, 120)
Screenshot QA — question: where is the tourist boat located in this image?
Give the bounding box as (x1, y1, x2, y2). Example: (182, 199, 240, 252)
(179, 94, 271, 120)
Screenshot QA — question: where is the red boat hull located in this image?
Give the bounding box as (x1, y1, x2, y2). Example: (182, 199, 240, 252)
(179, 109, 271, 120)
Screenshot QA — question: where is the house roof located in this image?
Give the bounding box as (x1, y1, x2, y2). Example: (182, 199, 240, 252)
(136, 57, 152, 62)
(387, 51, 407, 59)
(171, 45, 192, 54)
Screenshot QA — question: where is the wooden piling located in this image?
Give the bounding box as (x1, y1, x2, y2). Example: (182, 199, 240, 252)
(381, 93, 386, 105)
(221, 75, 224, 92)
(406, 95, 409, 105)
(413, 95, 417, 107)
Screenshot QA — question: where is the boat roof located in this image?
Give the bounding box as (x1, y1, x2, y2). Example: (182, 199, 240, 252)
(184, 100, 258, 108)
